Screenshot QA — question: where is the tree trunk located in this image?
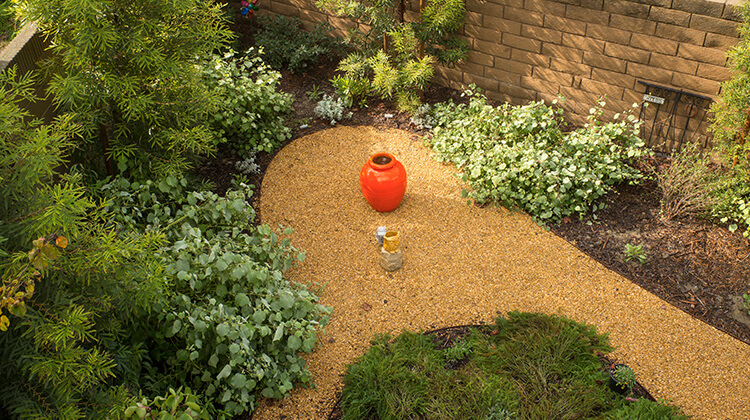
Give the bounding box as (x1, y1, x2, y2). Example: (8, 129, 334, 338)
(418, 0, 426, 58)
(734, 108, 750, 167)
(100, 123, 114, 176)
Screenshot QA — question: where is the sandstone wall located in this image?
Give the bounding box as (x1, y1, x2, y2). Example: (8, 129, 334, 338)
(261, 0, 743, 151)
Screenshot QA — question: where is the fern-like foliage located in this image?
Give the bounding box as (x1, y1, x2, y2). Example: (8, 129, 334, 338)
(419, 0, 465, 36)
(369, 50, 399, 99)
(319, 0, 467, 111)
(390, 25, 421, 64)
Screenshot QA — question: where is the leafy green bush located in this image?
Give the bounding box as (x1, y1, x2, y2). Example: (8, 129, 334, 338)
(707, 164, 750, 237)
(17, 0, 233, 178)
(333, 35, 436, 112)
(254, 15, 343, 73)
(123, 387, 211, 419)
(201, 49, 293, 155)
(710, 1, 750, 168)
(317, 0, 467, 111)
(0, 2, 21, 47)
(709, 2, 750, 237)
(101, 177, 331, 416)
(426, 91, 646, 223)
(314, 94, 353, 125)
(331, 72, 372, 108)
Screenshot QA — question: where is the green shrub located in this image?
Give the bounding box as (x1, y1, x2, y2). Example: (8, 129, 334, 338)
(426, 91, 646, 223)
(331, 72, 372, 108)
(710, 1, 750, 168)
(123, 387, 212, 419)
(101, 177, 331, 416)
(314, 94, 353, 125)
(254, 15, 343, 73)
(16, 0, 233, 178)
(341, 312, 662, 419)
(604, 397, 691, 419)
(201, 49, 293, 156)
(708, 164, 750, 237)
(317, 0, 467, 111)
(333, 34, 436, 112)
(0, 2, 21, 46)
(709, 2, 750, 237)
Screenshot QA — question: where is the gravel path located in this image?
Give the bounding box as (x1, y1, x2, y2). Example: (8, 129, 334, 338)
(256, 125, 750, 420)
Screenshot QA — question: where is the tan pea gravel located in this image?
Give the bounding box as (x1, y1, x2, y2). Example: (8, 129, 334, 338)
(255, 125, 750, 420)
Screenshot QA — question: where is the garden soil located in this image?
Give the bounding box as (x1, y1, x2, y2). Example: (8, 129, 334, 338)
(255, 125, 750, 420)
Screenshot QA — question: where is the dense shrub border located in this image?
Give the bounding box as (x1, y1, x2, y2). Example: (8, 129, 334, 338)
(101, 177, 331, 417)
(425, 90, 647, 224)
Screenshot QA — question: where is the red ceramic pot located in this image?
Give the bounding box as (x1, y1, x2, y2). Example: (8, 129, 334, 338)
(360, 153, 407, 212)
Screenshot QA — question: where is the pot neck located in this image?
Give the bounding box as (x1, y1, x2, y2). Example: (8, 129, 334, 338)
(370, 153, 396, 170)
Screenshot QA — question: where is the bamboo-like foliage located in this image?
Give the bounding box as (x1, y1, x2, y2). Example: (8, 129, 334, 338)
(0, 68, 168, 419)
(15, 0, 234, 178)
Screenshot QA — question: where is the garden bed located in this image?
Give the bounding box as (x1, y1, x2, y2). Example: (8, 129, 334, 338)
(198, 52, 750, 348)
(325, 319, 662, 420)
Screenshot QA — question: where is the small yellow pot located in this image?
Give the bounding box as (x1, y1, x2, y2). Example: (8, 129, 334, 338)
(383, 231, 399, 253)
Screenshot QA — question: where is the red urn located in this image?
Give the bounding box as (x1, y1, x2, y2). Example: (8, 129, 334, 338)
(360, 153, 407, 212)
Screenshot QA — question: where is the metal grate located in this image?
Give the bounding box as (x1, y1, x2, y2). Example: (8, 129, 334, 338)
(636, 80, 713, 155)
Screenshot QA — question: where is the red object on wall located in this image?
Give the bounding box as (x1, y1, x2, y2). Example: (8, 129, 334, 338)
(360, 153, 407, 212)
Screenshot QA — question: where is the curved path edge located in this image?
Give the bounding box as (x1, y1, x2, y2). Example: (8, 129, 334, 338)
(256, 126, 750, 420)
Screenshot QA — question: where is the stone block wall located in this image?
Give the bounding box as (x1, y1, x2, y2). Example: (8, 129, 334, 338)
(0, 22, 55, 123)
(260, 0, 743, 152)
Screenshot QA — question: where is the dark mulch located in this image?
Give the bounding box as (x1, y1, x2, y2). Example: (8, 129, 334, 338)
(551, 176, 750, 346)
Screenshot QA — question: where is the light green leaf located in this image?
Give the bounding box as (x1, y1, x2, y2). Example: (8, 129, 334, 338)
(302, 337, 316, 353)
(273, 324, 285, 341)
(217, 364, 232, 380)
(261, 387, 275, 398)
(288, 335, 301, 351)
(175, 259, 190, 272)
(217, 323, 230, 337)
(279, 293, 295, 309)
(231, 373, 247, 388)
(235, 293, 250, 307)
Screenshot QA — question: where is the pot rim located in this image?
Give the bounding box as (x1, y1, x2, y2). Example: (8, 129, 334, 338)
(369, 153, 396, 170)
